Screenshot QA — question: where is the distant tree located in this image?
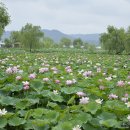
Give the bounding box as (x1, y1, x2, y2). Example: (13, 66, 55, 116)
(124, 26, 130, 54)
(9, 31, 21, 47)
(60, 37, 71, 48)
(42, 37, 54, 48)
(83, 42, 89, 49)
(20, 23, 44, 52)
(73, 38, 83, 48)
(4, 38, 12, 48)
(10, 31, 21, 43)
(0, 2, 10, 38)
(100, 25, 125, 54)
(88, 44, 96, 52)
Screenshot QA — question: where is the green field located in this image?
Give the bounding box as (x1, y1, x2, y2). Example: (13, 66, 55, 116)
(0, 49, 130, 130)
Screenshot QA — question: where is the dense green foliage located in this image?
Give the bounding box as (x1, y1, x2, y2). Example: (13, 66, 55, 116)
(73, 38, 83, 48)
(100, 26, 130, 54)
(4, 31, 21, 48)
(0, 2, 10, 38)
(59, 37, 72, 48)
(20, 23, 44, 52)
(0, 49, 130, 130)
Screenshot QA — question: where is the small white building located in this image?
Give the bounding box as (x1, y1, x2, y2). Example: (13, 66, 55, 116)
(0, 41, 5, 47)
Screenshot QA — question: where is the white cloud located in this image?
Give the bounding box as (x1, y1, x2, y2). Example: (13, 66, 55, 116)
(2, 0, 130, 33)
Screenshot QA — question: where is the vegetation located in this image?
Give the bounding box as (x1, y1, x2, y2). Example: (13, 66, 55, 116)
(59, 37, 72, 48)
(73, 38, 83, 48)
(0, 49, 130, 130)
(20, 23, 44, 52)
(100, 25, 130, 54)
(0, 2, 10, 38)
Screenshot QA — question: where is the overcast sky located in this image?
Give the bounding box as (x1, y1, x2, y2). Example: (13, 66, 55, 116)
(2, 0, 130, 34)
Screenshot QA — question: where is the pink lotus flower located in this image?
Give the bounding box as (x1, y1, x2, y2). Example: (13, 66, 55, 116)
(66, 80, 73, 85)
(125, 93, 128, 97)
(16, 76, 22, 80)
(22, 81, 29, 86)
(23, 85, 29, 90)
(6, 66, 19, 74)
(39, 67, 49, 73)
(127, 76, 130, 79)
(65, 66, 72, 73)
(22, 81, 30, 90)
(79, 97, 89, 104)
(117, 80, 125, 87)
(108, 93, 118, 99)
(12, 66, 18, 73)
(6, 67, 13, 74)
(121, 97, 128, 102)
(66, 79, 76, 85)
(66, 68, 72, 73)
(29, 73, 36, 79)
(76, 92, 86, 97)
(55, 80, 60, 84)
(43, 78, 50, 82)
(83, 71, 92, 77)
(65, 66, 71, 70)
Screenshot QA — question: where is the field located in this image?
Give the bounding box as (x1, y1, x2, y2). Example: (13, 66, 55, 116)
(0, 49, 130, 130)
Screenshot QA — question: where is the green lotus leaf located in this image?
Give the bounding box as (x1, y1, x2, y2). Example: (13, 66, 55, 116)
(0, 96, 18, 106)
(97, 111, 117, 120)
(100, 119, 120, 128)
(50, 93, 63, 102)
(61, 87, 82, 94)
(0, 118, 7, 128)
(44, 110, 59, 123)
(52, 122, 73, 130)
(67, 95, 75, 105)
(83, 101, 101, 114)
(8, 116, 26, 126)
(31, 80, 43, 92)
(32, 119, 50, 127)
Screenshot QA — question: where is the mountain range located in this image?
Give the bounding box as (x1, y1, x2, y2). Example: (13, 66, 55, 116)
(1, 29, 101, 45)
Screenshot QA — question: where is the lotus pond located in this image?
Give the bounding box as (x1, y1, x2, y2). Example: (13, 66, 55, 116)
(0, 49, 130, 130)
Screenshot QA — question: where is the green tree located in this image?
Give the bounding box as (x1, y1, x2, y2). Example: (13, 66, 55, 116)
(0, 2, 10, 38)
(60, 37, 71, 48)
(9, 31, 21, 47)
(124, 26, 130, 54)
(73, 38, 83, 48)
(42, 37, 54, 48)
(100, 26, 125, 54)
(4, 38, 12, 48)
(20, 23, 44, 52)
(10, 31, 21, 43)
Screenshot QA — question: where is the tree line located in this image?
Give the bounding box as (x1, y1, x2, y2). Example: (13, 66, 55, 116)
(100, 25, 130, 54)
(0, 1, 96, 52)
(1, 2, 129, 54)
(3, 23, 96, 52)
